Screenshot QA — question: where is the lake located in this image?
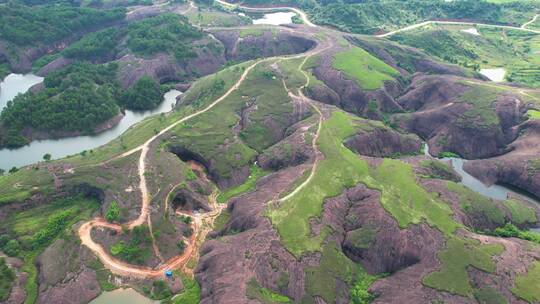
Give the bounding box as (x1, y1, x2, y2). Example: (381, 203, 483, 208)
(480, 68, 506, 82)
(0, 73, 182, 171)
(253, 12, 296, 25)
(0, 73, 43, 109)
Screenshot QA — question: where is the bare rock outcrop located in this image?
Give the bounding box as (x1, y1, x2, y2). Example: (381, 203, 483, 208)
(464, 120, 540, 200)
(396, 75, 525, 159)
(344, 127, 422, 158)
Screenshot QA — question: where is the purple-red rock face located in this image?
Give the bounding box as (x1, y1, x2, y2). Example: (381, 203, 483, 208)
(464, 120, 540, 200)
(396, 75, 525, 159)
(344, 127, 422, 158)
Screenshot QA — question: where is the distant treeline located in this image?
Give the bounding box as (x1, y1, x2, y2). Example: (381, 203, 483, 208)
(237, 0, 540, 34)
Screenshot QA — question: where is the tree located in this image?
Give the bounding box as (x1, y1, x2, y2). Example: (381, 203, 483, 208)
(177, 240, 186, 253)
(3, 240, 21, 257)
(0, 169, 4, 176)
(43, 153, 51, 161)
(106, 201, 120, 223)
(8, 167, 18, 174)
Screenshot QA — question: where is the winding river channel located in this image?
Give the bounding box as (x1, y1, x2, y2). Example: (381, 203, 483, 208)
(0, 73, 182, 171)
(424, 144, 539, 204)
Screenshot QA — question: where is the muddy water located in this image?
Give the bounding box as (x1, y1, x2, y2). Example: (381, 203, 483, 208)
(424, 144, 539, 203)
(0, 89, 182, 171)
(90, 289, 157, 304)
(252, 12, 296, 25)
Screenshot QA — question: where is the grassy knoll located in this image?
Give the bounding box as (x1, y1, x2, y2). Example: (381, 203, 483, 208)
(456, 84, 503, 129)
(448, 182, 505, 227)
(0, 168, 54, 205)
(423, 237, 504, 296)
(332, 47, 400, 90)
(217, 164, 269, 203)
(448, 182, 537, 228)
(277, 57, 307, 95)
(0, 196, 100, 304)
(420, 159, 460, 181)
(268, 110, 458, 257)
(502, 199, 537, 226)
(512, 261, 540, 303)
(391, 26, 540, 87)
(168, 62, 295, 183)
(527, 109, 540, 120)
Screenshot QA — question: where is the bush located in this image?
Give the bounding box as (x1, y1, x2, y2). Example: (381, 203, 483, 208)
(3, 240, 21, 257)
(106, 201, 120, 223)
(152, 280, 172, 300)
(493, 223, 540, 243)
(0, 258, 15, 301)
(177, 240, 186, 253)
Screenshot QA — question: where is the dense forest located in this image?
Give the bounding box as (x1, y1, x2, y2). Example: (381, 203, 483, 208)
(126, 13, 203, 61)
(63, 28, 120, 61)
(0, 62, 164, 148)
(0, 2, 125, 47)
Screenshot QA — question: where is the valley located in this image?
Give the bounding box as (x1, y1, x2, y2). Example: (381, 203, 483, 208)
(0, 0, 540, 304)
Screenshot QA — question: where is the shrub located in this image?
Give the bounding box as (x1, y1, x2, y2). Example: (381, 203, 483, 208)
(106, 201, 120, 223)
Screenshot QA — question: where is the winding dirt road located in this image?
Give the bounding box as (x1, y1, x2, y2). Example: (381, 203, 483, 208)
(522, 14, 539, 29)
(78, 32, 326, 277)
(277, 53, 325, 203)
(376, 20, 540, 38)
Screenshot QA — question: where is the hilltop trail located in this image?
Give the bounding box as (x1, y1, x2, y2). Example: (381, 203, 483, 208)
(376, 20, 540, 38)
(522, 14, 539, 29)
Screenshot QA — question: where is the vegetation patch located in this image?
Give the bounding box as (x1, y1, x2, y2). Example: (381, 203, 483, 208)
(420, 160, 460, 181)
(110, 225, 152, 265)
(391, 26, 540, 87)
(456, 84, 502, 129)
(493, 223, 540, 244)
(171, 275, 201, 303)
(268, 110, 458, 257)
(473, 287, 507, 304)
(0, 258, 15, 301)
(527, 110, 540, 120)
(217, 164, 268, 203)
(502, 200, 537, 226)
(246, 278, 292, 303)
(168, 63, 292, 183)
(0, 196, 99, 304)
(304, 243, 374, 303)
(448, 182, 505, 228)
(0, 3, 124, 47)
(423, 237, 504, 296)
(512, 261, 540, 303)
(332, 47, 400, 91)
